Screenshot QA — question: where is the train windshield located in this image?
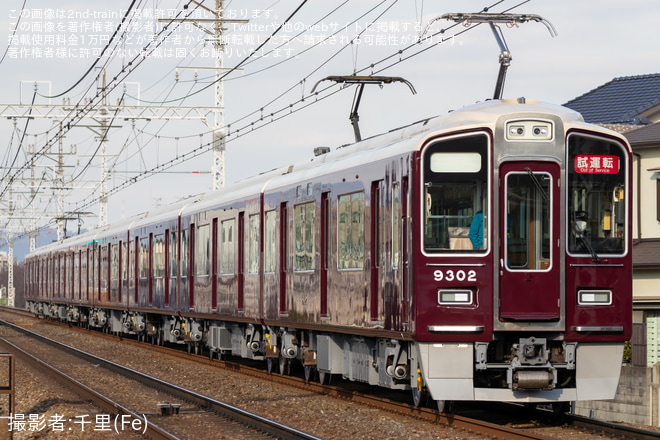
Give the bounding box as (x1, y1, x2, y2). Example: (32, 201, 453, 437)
(567, 134, 627, 256)
(422, 133, 489, 253)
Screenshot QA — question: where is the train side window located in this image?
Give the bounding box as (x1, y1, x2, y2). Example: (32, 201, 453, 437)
(154, 233, 165, 278)
(111, 244, 119, 281)
(139, 237, 149, 279)
(422, 133, 489, 253)
(248, 214, 260, 274)
(567, 134, 627, 256)
(221, 219, 235, 274)
(294, 202, 316, 271)
(264, 210, 277, 273)
(101, 246, 108, 284)
(196, 225, 210, 277)
(338, 192, 364, 269)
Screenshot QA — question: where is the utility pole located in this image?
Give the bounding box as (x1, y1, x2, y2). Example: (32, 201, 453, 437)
(164, 1, 247, 190)
(213, 0, 226, 190)
(0, 87, 216, 244)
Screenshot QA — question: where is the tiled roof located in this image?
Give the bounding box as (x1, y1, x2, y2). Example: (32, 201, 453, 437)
(563, 74, 660, 124)
(633, 239, 660, 270)
(624, 121, 660, 148)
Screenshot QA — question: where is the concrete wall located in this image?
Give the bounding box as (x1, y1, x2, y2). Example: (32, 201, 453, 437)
(574, 365, 653, 426)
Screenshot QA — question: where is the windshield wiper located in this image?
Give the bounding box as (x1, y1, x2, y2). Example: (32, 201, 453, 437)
(525, 168, 549, 201)
(572, 222, 600, 263)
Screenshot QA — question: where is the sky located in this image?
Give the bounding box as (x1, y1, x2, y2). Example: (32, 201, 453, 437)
(0, 0, 659, 244)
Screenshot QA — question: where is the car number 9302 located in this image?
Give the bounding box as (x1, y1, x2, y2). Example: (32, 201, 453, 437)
(433, 269, 477, 282)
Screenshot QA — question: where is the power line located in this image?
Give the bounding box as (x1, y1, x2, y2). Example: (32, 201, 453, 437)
(0, 0, 28, 67)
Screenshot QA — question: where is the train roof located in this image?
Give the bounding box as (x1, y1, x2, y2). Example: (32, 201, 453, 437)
(27, 99, 631, 257)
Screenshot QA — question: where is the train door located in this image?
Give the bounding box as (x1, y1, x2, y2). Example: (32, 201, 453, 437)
(212, 219, 218, 310)
(499, 162, 561, 321)
(320, 193, 329, 317)
(238, 212, 245, 311)
(370, 181, 382, 322)
(279, 203, 288, 315)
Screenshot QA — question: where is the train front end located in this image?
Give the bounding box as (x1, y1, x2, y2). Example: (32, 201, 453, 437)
(411, 100, 632, 405)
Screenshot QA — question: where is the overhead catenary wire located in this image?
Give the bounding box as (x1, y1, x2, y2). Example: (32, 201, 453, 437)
(8, 0, 532, 239)
(69, 0, 516, 215)
(0, 0, 204, 201)
(0, 0, 28, 67)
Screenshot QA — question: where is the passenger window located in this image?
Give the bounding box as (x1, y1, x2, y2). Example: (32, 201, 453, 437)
(264, 211, 277, 273)
(196, 225, 210, 276)
(422, 134, 489, 253)
(248, 214, 260, 274)
(294, 202, 315, 271)
(139, 238, 149, 279)
(338, 192, 364, 269)
(221, 219, 235, 275)
(154, 233, 165, 278)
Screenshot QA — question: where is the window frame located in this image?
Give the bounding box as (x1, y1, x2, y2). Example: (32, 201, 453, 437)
(420, 131, 491, 256)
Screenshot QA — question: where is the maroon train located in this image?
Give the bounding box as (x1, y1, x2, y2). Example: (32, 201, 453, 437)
(25, 98, 632, 410)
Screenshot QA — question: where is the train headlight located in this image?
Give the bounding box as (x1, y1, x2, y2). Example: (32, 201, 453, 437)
(577, 290, 612, 305)
(506, 120, 553, 141)
(509, 125, 525, 137)
(438, 289, 472, 305)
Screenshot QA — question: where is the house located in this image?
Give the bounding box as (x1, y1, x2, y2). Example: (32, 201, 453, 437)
(564, 73, 660, 131)
(565, 73, 660, 366)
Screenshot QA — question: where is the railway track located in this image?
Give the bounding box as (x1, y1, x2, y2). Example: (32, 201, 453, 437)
(0, 318, 321, 440)
(3, 308, 658, 439)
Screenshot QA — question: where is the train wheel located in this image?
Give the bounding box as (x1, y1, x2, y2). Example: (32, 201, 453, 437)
(318, 371, 331, 385)
(552, 402, 571, 414)
(304, 365, 315, 382)
(279, 357, 290, 375)
(412, 388, 425, 407)
(436, 400, 453, 414)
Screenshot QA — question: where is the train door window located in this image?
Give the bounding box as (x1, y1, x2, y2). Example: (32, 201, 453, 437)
(264, 210, 277, 273)
(82, 250, 88, 299)
(90, 250, 95, 297)
(74, 252, 80, 300)
(139, 237, 149, 279)
(505, 171, 552, 270)
(169, 230, 178, 277)
(68, 253, 74, 298)
(101, 246, 108, 300)
(181, 229, 189, 278)
(567, 134, 627, 256)
(392, 183, 400, 268)
(294, 202, 315, 271)
(422, 133, 489, 253)
(248, 214, 260, 274)
(221, 219, 235, 274)
(154, 234, 165, 278)
(122, 241, 129, 282)
(338, 192, 364, 269)
(196, 225, 210, 277)
(128, 241, 134, 281)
